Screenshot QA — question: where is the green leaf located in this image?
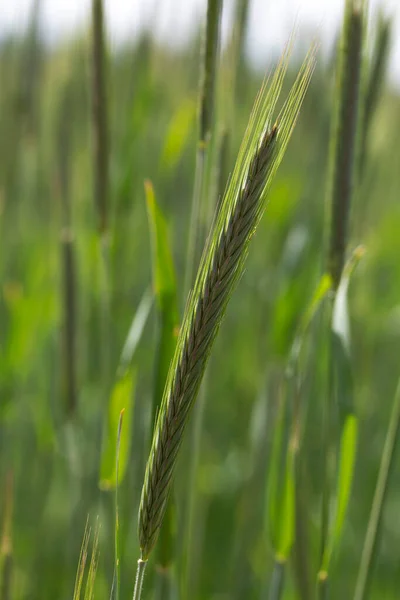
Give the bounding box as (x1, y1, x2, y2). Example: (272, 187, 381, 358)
(160, 99, 196, 171)
(267, 385, 295, 560)
(277, 443, 296, 558)
(99, 369, 135, 490)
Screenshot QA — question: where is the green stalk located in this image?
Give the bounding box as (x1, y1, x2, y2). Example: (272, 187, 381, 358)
(92, 0, 109, 236)
(91, 0, 111, 401)
(0, 472, 13, 600)
(319, 1, 365, 594)
(57, 85, 77, 418)
(184, 0, 223, 297)
(268, 559, 286, 600)
(132, 560, 147, 600)
(353, 378, 400, 600)
(358, 13, 390, 178)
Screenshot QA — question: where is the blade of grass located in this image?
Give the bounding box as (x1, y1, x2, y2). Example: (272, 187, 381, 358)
(100, 289, 152, 489)
(353, 378, 400, 600)
(111, 410, 125, 600)
(57, 82, 78, 418)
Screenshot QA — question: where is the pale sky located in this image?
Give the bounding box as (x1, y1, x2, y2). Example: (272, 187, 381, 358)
(1, 0, 400, 88)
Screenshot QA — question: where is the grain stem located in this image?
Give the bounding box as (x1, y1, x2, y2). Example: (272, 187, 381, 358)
(353, 378, 400, 600)
(132, 559, 147, 600)
(184, 0, 223, 297)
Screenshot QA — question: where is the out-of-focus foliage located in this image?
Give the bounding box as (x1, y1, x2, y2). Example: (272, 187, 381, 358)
(0, 7, 399, 600)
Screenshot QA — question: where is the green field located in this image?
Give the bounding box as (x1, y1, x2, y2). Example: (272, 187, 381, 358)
(1, 1, 400, 599)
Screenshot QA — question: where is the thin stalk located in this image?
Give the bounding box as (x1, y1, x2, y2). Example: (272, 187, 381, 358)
(92, 0, 109, 236)
(0, 472, 13, 600)
(317, 571, 328, 600)
(353, 378, 400, 600)
(319, 0, 365, 592)
(319, 298, 335, 573)
(61, 227, 77, 417)
(58, 84, 77, 418)
(268, 559, 286, 600)
(230, 0, 250, 100)
(184, 0, 223, 297)
(359, 13, 390, 178)
(132, 559, 147, 600)
(91, 0, 112, 401)
(113, 410, 125, 600)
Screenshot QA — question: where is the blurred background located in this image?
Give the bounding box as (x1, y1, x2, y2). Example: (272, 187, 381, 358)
(1, 0, 400, 599)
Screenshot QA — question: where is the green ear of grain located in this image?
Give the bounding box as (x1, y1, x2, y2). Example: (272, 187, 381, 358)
(138, 44, 316, 564)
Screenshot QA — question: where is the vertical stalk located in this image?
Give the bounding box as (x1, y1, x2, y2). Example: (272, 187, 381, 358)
(182, 1, 223, 596)
(0, 472, 13, 600)
(319, 0, 365, 594)
(353, 379, 400, 600)
(132, 559, 147, 600)
(268, 559, 286, 600)
(184, 0, 223, 297)
(58, 85, 77, 418)
(91, 0, 111, 397)
(92, 0, 109, 236)
(358, 13, 390, 178)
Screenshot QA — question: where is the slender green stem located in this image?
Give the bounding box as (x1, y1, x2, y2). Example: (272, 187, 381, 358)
(132, 559, 147, 600)
(184, 0, 223, 297)
(317, 571, 328, 600)
(319, 297, 335, 572)
(353, 379, 400, 600)
(268, 558, 285, 600)
(57, 82, 77, 418)
(184, 146, 206, 297)
(92, 0, 109, 235)
(359, 13, 390, 178)
(319, 0, 365, 591)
